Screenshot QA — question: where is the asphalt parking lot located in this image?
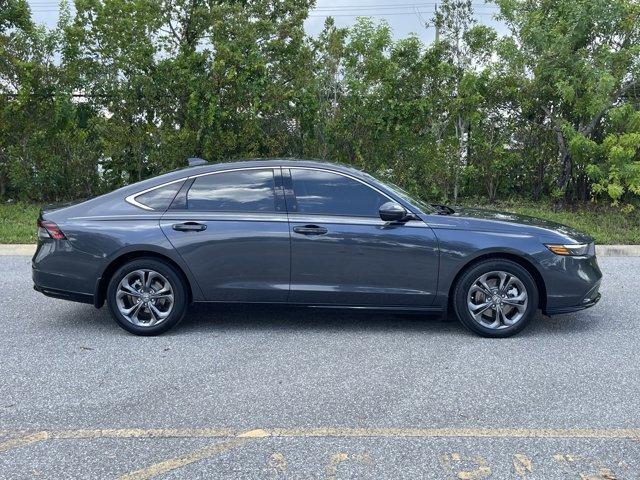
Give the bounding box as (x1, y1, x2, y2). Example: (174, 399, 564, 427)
(1, 255, 639, 479)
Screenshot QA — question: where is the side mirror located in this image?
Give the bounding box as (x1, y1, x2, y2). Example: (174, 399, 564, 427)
(379, 201, 407, 222)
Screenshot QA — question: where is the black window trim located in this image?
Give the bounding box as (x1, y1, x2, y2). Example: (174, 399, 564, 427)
(286, 166, 404, 218)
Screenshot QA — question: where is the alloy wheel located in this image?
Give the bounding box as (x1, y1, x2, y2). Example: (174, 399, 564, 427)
(466, 270, 528, 329)
(116, 269, 174, 327)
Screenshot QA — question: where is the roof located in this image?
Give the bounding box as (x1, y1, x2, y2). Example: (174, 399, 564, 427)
(180, 157, 364, 177)
(111, 158, 378, 200)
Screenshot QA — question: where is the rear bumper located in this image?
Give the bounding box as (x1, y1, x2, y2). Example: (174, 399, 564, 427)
(33, 283, 94, 305)
(32, 260, 98, 306)
(32, 239, 103, 306)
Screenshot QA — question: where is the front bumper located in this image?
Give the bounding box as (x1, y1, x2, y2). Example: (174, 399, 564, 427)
(545, 291, 601, 315)
(544, 280, 602, 315)
(540, 250, 602, 315)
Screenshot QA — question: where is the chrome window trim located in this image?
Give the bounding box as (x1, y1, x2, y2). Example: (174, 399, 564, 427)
(124, 167, 277, 211)
(125, 178, 186, 211)
(188, 166, 279, 179)
(124, 165, 410, 215)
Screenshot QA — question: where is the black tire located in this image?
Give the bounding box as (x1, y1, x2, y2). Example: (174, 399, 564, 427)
(106, 257, 188, 336)
(452, 259, 539, 338)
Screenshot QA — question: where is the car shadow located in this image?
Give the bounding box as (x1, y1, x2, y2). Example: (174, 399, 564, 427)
(56, 302, 463, 336)
(56, 302, 603, 338)
(176, 303, 605, 338)
(177, 303, 460, 336)
(522, 311, 605, 337)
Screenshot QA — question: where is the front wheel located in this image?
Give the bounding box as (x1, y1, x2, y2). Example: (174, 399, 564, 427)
(453, 259, 539, 338)
(106, 258, 188, 336)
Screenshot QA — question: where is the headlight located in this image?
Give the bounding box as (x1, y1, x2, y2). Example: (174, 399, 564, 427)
(545, 243, 594, 256)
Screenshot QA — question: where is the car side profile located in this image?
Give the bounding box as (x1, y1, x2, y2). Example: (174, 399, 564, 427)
(32, 158, 602, 337)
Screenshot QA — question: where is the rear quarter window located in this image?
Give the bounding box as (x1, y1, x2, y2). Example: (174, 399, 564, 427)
(134, 181, 183, 210)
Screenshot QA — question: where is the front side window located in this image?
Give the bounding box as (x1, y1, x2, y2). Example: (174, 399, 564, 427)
(186, 169, 276, 212)
(290, 169, 388, 217)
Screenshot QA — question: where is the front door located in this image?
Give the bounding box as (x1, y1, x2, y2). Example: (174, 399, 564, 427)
(161, 167, 290, 302)
(285, 168, 439, 307)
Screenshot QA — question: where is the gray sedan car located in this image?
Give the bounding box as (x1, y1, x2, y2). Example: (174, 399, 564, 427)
(32, 158, 602, 337)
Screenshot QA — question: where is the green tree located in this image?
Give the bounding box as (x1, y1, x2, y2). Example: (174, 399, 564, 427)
(0, 0, 33, 198)
(64, 0, 315, 188)
(496, 0, 640, 204)
(433, 0, 476, 201)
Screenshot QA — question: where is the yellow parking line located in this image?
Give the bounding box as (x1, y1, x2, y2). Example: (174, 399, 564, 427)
(118, 438, 249, 480)
(0, 431, 49, 453)
(11, 427, 640, 442)
(112, 427, 640, 479)
(4, 427, 639, 479)
(118, 429, 268, 480)
(51, 428, 235, 440)
(266, 427, 640, 440)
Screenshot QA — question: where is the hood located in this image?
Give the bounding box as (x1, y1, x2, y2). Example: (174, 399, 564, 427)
(426, 207, 593, 244)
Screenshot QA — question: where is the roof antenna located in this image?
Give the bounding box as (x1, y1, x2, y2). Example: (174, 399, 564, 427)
(187, 157, 208, 167)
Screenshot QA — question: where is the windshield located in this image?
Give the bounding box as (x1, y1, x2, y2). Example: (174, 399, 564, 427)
(363, 172, 437, 214)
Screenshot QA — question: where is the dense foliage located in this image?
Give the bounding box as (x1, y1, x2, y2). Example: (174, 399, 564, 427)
(1, 0, 639, 207)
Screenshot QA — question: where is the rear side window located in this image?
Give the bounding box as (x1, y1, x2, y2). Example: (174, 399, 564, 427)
(134, 181, 183, 210)
(187, 169, 276, 212)
(290, 169, 388, 217)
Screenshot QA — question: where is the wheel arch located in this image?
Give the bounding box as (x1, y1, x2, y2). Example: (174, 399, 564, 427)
(447, 252, 547, 311)
(94, 250, 195, 308)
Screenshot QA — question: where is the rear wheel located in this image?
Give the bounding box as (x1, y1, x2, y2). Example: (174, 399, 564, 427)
(107, 258, 187, 335)
(453, 259, 539, 338)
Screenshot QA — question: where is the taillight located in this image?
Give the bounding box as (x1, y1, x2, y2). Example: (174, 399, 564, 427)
(37, 220, 66, 240)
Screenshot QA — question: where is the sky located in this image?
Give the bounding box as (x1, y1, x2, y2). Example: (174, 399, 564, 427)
(27, 0, 506, 44)
(304, 0, 505, 43)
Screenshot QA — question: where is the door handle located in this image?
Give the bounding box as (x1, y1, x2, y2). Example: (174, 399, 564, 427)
(293, 225, 328, 235)
(172, 222, 207, 232)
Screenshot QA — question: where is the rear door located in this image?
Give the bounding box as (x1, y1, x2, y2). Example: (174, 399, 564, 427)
(160, 167, 290, 302)
(285, 167, 439, 307)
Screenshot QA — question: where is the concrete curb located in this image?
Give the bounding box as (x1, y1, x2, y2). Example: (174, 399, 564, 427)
(0, 244, 37, 256)
(2, 244, 640, 257)
(596, 245, 640, 257)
